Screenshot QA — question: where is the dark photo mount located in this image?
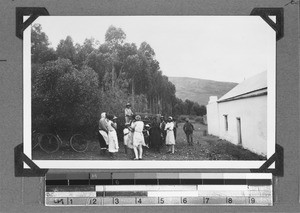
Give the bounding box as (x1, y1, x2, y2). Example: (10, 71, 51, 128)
(16, 7, 49, 39)
(15, 7, 49, 177)
(249, 7, 284, 177)
(14, 143, 48, 177)
(250, 8, 284, 41)
(250, 144, 284, 177)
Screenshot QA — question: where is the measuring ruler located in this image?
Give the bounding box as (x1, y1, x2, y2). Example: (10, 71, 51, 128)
(45, 173, 272, 206)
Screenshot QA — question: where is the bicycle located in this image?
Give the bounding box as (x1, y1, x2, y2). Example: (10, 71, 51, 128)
(32, 131, 88, 154)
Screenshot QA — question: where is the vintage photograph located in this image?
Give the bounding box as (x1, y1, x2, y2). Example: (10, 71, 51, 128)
(23, 16, 276, 168)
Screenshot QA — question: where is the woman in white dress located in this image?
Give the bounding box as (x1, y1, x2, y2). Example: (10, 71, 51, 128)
(107, 115, 119, 158)
(123, 124, 130, 154)
(132, 115, 146, 160)
(165, 116, 175, 154)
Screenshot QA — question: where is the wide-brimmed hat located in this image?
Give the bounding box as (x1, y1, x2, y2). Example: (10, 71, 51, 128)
(168, 116, 173, 120)
(101, 112, 106, 118)
(126, 103, 131, 107)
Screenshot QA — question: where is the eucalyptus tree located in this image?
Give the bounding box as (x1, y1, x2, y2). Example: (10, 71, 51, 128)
(31, 23, 57, 64)
(56, 36, 77, 63)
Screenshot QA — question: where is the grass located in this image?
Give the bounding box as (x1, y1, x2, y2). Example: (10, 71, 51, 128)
(32, 120, 266, 161)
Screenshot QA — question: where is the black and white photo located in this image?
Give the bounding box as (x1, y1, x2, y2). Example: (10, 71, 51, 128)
(23, 16, 276, 169)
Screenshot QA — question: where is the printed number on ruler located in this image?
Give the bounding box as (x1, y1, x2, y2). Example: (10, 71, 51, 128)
(203, 197, 210, 204)
(136, 198, 142, 204)
(226, 197, 233, 204)
(88, 198, 100, 205)
(159, 197, 165, 204)
(249, 197, 256, 204)
(113, 197, 120, 205)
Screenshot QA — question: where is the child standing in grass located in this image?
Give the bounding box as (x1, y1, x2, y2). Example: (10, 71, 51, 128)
(165, 116, 175, 154)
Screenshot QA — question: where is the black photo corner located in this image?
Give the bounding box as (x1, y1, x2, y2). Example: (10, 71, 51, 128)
(14, 6, 284, 177)
(2, 1, 297, 211)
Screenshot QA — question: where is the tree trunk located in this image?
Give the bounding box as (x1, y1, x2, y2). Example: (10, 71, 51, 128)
(157, 95, 159, 114)
(157, 96, 159, 114)
(151, 97, 154, 114)
(155, 96, 157, 114)
(111, 64, 116, 90)
(147, 97, 150, 114)
(154, 96, 156, 114)
(151, 97, 153, 114)
(154, 97, 156, 114)
(131, 79, 135, 110)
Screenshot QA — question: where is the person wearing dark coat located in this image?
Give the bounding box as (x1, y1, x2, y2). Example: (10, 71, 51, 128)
(173, 118, 178, 140)
(183, 118, 195, 145)
(149, 117, 162, 152)
(159, 116, 166, 143)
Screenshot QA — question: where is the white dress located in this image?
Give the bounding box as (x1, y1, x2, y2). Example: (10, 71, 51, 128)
(107, 120, 119, 153)
(132, 121, 146, 147)
(165, 122, 175, 145)
(125, 122, 135, 149)
(123, 128, 129, 146)
(99, 118, 109, 145)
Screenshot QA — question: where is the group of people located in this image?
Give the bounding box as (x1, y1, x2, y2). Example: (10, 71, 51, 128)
(98, 103, 196, 160)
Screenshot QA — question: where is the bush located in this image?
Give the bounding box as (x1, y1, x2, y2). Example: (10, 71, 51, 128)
(195, 117, 202, 123)
(177, 115, 205, 124)
(32, 58, 101, 135)
(178, 115, 188, 123)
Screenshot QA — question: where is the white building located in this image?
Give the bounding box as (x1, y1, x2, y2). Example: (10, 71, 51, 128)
(206, 71, 267, 156)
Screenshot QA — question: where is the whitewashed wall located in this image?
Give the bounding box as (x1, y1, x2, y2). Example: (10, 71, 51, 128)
(207, 95, 267, 156)
(207, 96, 219, 136)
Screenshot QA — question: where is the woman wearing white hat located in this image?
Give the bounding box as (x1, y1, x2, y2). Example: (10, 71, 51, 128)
(165, 116, 175, 154)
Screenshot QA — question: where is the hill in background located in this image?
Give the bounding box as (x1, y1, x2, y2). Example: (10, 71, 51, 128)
(168, 77, 238, 105)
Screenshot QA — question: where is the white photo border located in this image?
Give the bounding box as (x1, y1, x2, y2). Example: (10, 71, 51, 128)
(23, 15, 276, 169)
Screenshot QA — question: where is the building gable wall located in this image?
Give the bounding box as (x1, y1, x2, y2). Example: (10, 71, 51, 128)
(207, 95, 267, 156)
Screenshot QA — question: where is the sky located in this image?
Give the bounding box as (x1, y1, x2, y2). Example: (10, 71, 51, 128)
(32, 16, 275, 83)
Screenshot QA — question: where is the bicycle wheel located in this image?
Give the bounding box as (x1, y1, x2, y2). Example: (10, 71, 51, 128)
(39, 134, 60, 154)
(70, 134, 88, 152)
(32, 133, 41, 150)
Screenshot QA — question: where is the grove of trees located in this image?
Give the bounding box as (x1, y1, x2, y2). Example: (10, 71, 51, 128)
(31, 24, 206, 134)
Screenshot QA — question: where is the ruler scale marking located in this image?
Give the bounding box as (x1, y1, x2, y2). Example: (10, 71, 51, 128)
(45, 173, 272, 206)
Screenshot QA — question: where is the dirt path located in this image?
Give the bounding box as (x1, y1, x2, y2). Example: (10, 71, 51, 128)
(32, 122, 265, 161)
